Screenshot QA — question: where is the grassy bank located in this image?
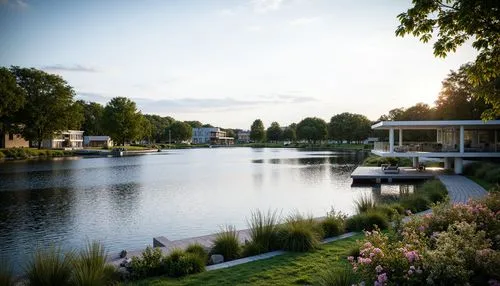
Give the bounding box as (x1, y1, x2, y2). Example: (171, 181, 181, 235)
(0, 148, 75, 160)
(463, 161, 500, 191)
(236, 142, 371, 150)
(127, 234, 362, 286)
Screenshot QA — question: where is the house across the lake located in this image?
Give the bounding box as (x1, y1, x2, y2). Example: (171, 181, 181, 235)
(371, 120, 500, 174)
(40, 130, 84, 149)
(83, 136, 113, 148)
(0, 131, 29, 148)
(192, 127, 234, 145)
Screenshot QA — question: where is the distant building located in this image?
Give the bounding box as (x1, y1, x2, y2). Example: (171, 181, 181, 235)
(84, 136, 113, 148)
(0, 131, 29, 148)
(363, 137, 379, 144)
(237, 131, 251, 143)
(41, 130, 84, 149)
(192, 127, 234, 145)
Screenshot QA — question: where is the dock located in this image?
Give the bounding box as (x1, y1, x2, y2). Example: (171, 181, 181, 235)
(351, 166, 443, 183)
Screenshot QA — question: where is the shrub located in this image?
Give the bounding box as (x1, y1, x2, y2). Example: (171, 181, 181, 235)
(185, 243, 208, 263)
(0, 151, 5, 160)
(246, 209, 281, 255)
(163, 249, 205, 277)
(463, 161, 482, 176)
(475, 163, 496, 178)
(354, 195, 376, 214)
(211, 225, 240, 261)
(321, 208, 347, 238)
(0, 259, 14, 286)
(278, 213, 321, 252)
(484, 168, 500, 184)
(345, 211, 389, 232)
(72, 241, 118, 286)
(130, 246, 164, 279)
(25, 246, 75, 286)
(400, 195, 430, 213)
(419, 180, 448, 204)
(316, 265, 356, 286)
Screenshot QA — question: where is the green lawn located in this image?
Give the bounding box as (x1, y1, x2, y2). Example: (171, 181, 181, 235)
(127, 234, 361, 286)
(467, 175, 494, 191)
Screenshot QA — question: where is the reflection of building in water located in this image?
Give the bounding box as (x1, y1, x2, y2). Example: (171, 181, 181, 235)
(371, 184, 416, 201)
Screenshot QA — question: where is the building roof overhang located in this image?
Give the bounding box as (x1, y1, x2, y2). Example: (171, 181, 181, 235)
(371, 120, 500, 130)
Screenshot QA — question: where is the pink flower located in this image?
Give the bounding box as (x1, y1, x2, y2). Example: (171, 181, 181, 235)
(375, 265, 383, 273)
(405, 209, 412, 215)
(377, 273, 388, 283)
(405, 250, 419, 263)
(418, 225, 425, 232)
(347, 256, 354, 262)
(408, 269, 414, 275)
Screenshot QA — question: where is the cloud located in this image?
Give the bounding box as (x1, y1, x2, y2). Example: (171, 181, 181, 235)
(250, 0, 285, 13)
(42, 64, 98, 73)
(217, 8, 235, 16)
(135, 94, 317, 113)
(246, 25, 263, 32)
(289, 17, 321, 26)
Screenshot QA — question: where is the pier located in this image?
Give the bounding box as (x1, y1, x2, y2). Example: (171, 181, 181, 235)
(351, 166, 443, 183)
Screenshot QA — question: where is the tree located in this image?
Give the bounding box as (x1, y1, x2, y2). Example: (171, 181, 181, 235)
(11, 67, 82, 148)
(250, 119, 265, 142)
(266, 122, 282, 142)
(224, 128, 235, 138)
(396, 0, 500, 118)
(139, 115, 153, 143)
(167, 121, 192, 143)
(329, 113, 371, 143)
(102, 97, 143, 146)
(184, 121, 203, 128)
(435, 64, 491, 120)
(143, 114, 175, 142)
(0, 67, 25, 129)
(76, 100, 105, 135)
(282, 127, 296, 142)
(296, 117, 328, 143)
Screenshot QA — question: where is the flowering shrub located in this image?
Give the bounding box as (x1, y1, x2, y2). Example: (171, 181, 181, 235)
(348, 193, 500, 285)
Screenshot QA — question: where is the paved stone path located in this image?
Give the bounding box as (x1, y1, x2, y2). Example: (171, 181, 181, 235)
(437, 175, 487, 203)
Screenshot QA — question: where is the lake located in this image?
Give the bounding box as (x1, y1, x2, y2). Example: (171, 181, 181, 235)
(0, 147, 405, 271)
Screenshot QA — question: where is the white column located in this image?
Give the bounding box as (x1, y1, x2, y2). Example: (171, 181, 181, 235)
(389, 128, 394, 153)
(459, 126, 464, 153)
(412, 157, 419, 168)
(399, 129, 403, 146)
(454, 157, 463, 174)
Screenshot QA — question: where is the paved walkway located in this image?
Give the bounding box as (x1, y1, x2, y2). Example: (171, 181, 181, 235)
(437, 175, 488, 203)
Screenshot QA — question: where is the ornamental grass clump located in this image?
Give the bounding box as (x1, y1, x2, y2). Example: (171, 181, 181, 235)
(244, 209, 281, 256)
(211, 225, 240, 261)
(72, 241, 118, 286)
(0, 260, 14, 286)
(185, 243, 208, 263)
(354, 195, 377, 214)
(345, 210, 389, 232)
(278, 212, 322, 252)
(25, 246, 75, 286)
(320, 208, 347, 238)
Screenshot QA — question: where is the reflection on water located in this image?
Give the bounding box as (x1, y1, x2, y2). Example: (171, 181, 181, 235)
(0, 148, 411, 272)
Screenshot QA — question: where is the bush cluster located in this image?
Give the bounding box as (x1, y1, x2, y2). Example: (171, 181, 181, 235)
(464, 161, 500, 187)
(320, 208, 347, 238)
(130, 245, 207, 280)
(349, 193, 500, 285)
(0, 148, 74, 160)
(211, 225, 241, 261)
(362, 155, 412, 167)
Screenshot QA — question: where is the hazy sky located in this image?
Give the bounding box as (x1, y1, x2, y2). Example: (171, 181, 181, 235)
(0, 0, 477, 129)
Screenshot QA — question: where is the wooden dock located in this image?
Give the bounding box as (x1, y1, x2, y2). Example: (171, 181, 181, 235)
(351, 166, 443, 183)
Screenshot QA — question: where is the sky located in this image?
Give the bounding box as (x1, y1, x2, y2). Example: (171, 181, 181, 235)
(0, 0, 478, 129)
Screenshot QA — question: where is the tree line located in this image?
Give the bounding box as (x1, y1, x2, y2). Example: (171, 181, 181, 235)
(0, 61, 495, 148)
(249, 64, 495, 144)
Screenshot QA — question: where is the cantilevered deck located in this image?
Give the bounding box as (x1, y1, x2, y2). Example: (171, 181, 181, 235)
(351, 167, 444, 183)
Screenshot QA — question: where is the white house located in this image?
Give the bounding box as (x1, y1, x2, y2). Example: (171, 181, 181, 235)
(237, 131, 251, 143)
(371, 120, 500, 174)
(83, 136, 113, 148)
(192, 127, 234, 145)
(41, 130, 84, 149)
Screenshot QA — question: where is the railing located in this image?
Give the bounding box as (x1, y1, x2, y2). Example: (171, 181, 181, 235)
(374, 141, 500, 153)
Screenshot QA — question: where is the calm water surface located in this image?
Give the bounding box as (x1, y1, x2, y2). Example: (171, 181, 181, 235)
(0, 148, 406, 271)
